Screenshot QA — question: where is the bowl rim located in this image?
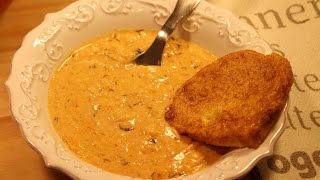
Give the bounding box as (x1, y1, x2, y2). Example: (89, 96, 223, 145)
(5, 0, 286, 179)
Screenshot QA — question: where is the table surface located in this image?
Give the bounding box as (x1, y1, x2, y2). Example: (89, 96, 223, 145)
(0, 1, 260, 179)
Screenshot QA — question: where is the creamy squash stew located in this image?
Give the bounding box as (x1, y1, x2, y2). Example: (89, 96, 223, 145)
(48, 30, 227, 179)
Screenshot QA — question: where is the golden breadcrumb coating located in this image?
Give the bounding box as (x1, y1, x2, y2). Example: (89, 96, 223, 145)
(165, 50, 293, 148)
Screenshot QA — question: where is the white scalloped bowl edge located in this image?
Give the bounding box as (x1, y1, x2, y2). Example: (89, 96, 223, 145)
(5, 0, 286, 179)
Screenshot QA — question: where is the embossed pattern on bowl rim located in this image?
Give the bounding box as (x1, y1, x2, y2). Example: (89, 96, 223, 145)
(5, 0, 285, 179)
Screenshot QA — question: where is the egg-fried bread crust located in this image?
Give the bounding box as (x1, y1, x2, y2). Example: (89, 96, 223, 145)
(165, 50, 293, 148)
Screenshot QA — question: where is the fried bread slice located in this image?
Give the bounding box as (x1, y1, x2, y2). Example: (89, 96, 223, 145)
(165, 50, 293, 148)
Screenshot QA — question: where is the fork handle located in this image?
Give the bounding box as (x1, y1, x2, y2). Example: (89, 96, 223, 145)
(135, 0, 201, 66)
(161, 0, 201, 37)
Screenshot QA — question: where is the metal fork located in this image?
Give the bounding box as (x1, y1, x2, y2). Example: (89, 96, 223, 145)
(134, 0, 201, 66)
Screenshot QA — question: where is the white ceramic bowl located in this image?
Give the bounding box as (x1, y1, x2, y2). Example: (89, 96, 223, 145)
(6, 0, 286, 179)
